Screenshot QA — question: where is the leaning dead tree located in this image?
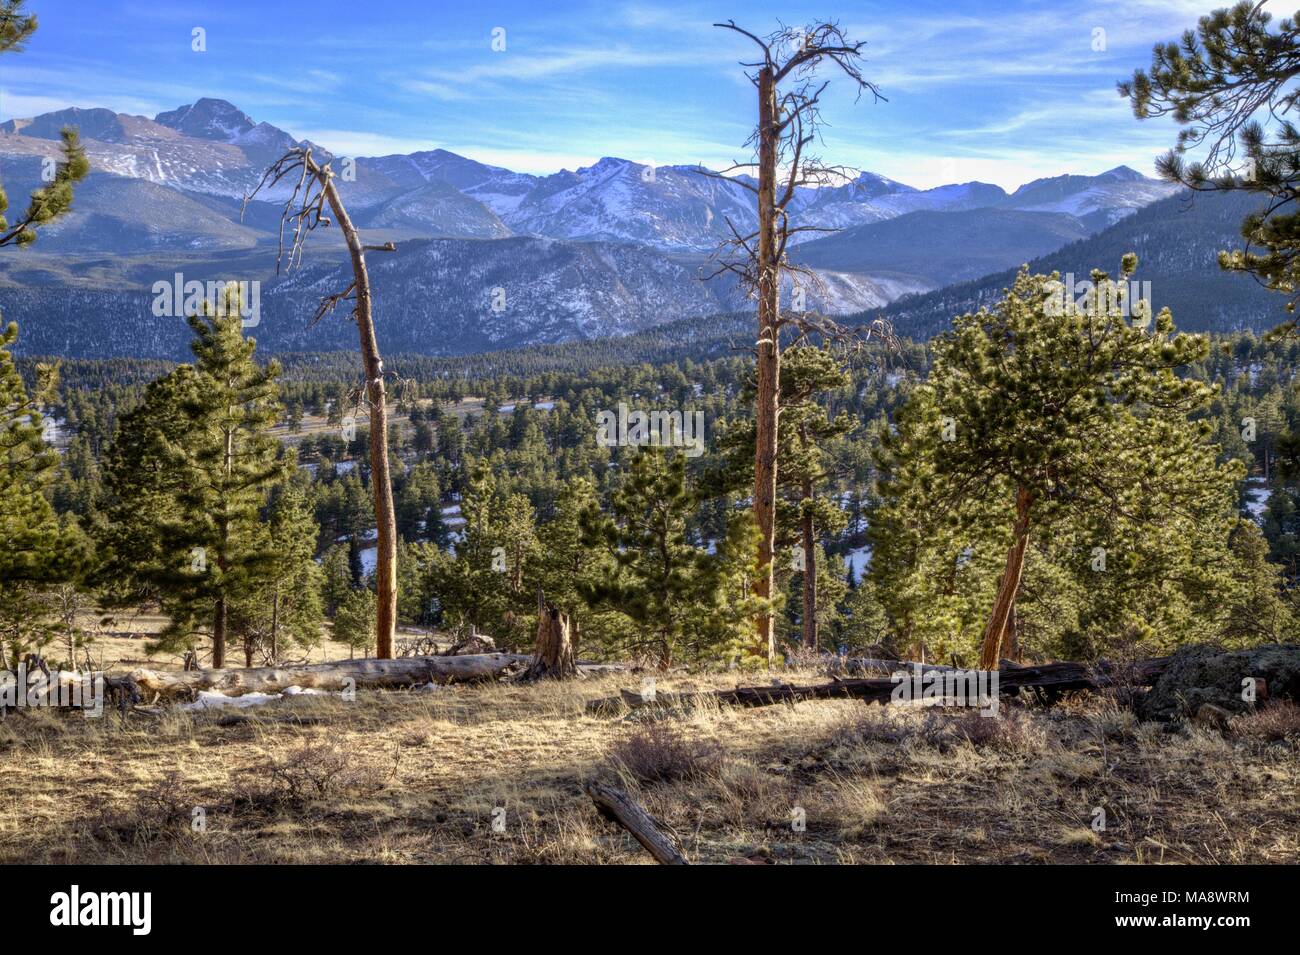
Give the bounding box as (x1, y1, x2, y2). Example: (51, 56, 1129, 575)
(245, 148, 398, 658)
(707, 21, 886, 666)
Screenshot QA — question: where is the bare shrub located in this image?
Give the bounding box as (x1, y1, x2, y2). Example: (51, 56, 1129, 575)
(1231, 701, 1300, 743)
(1087, 699, 1140, 741)
(264, 741, 397, 803)
(90, 771, 197, 848)
(834, 704, 916, 746)
(922, 707, 1047, 755)
(607, 723, 722, 784)
(134, 770, 194, 826)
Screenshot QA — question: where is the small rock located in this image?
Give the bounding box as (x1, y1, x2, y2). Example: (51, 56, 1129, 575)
(1194, 703, 1232, 731)
(727, 846, 775, 865)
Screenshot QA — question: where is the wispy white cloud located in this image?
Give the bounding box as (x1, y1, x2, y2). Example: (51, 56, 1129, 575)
(440, 147, 605, 174)
(291, 128, 440, 158)
(4, 0, 1218, 193)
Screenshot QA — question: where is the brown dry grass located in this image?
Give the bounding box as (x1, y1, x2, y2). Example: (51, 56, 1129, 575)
(2, 671, 1297, 865)
(67, 612, 424, 672)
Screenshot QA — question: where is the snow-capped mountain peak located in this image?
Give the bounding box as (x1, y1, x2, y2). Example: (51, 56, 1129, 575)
(1, 97, 1181, 249)
(154, 98, 259, 143)
(1097, 164, 1147, 182)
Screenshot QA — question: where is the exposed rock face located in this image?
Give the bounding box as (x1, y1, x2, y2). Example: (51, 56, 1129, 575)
(1140, 644, 1300, 722)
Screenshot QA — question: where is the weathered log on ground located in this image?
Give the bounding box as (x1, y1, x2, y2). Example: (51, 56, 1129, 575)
(585, 782, 687, 865)
(826, 657, 1028, 677)
(131, 653, 535, 701)
(575, 663, 626, 674)
(826, 657, 959, 677)
(586, 658, 1173, 715)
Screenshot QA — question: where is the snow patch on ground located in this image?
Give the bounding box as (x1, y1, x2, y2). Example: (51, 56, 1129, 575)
(179, 686, 329, 711)
(1244, 478, 1271, 523)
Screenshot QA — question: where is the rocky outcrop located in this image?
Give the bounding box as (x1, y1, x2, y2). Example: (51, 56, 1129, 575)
(1139, 643, 1300, 722)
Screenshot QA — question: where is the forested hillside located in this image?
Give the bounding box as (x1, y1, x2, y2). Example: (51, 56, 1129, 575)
(13, 320, 1296, 670)
(873, 191, 1283, 337)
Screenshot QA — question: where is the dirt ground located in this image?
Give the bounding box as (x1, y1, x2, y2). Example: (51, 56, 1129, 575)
(2, 667, 1297, 865)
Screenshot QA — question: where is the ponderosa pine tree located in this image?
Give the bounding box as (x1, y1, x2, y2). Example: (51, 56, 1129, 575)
(97, 367, 198, 615)
(497, 491, 540, 604)
(395, 461, 444, 544)
(334, 587, 376, 659)
(580, 449, 763, 667)
(165, 298, 289, 666)
(536, 477, 619, 643)
(103, 290, 290, 666)
(443, 461, 506, 635)
(779, 345, 854, 649)
(229, 480, 323, 665)
(1121, 1, 1300, 334)
(418, 461, 534, 643)
(710, 343, 854, 651)
(868, 396, 1006, 663)
(246, 147, 399, 658)
(0, 2, 88, 249)
(320, 542, 353, 617)
(0, 323, 91, 664)
(876, 257, 1245, 668)
(1, 321, 60, 579)
(835, 574, 891, 655)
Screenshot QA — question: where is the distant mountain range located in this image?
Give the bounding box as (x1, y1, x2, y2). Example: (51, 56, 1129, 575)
(0, 97, 1246, 359)
(871, 189, 1285, 337)
(0, 98, 1177, 252)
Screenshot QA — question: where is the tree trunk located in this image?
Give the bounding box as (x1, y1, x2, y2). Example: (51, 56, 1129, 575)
(753, 64, 781, 667)
(1004, 602, 1019, 663)
(212, 596, 226, 669)
(270, 589, 279, 663)
(213, 427, 232, 669)
(523, 590, 578, 681)
(978, 484, 1034, 670)
(800, 475, 817, 651)
(321, 175, 397, 659)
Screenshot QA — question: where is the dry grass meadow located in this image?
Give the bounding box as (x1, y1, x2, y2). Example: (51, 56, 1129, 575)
(3, 665, 1299, 865)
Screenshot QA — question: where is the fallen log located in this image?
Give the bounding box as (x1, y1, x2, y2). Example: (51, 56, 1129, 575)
(586, 658, 1172, 715)
(826, 657, 960, 677)
(586, 782, 687, 865)
(131, 653, 535, 701)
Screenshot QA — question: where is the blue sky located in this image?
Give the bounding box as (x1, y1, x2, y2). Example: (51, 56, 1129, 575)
(0, 0, 1232, 189)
